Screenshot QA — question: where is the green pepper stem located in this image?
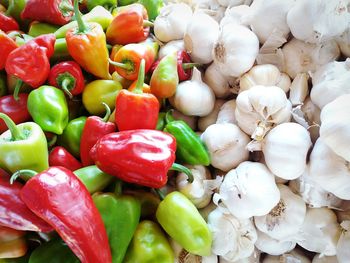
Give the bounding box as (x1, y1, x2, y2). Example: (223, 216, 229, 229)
(170, 163, 194, 183)
(61, 78, 73, 99)
(164, 110, 175, 124)
(101, 102, 111, 122)
(59, 0, 74, 15)
(154, 188, 165, 200)
(0, 113, 25, 141)
(143, 20, 154, 27)
(133, 59, 145, 94)
(108, 58, 133, 70)
(10, 169, 38, 184)
(47, 135, 57, 148)
(114, 180, 123, 197)
(74, 0, 89, 33)
(182, 63, 202, 70)
(13, 79, 23, 101)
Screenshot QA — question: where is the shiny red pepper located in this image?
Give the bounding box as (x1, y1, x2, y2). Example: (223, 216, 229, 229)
(0, 13, 19, 32)
(0, 30, 18, 70)
(48, 61, 85, 99)
(0, 169, 52, 232)
(19, 167, 112, 263)
(49, 146, 82, 171)
(80, 103, 116, 167)
(21, 0, 74, 26)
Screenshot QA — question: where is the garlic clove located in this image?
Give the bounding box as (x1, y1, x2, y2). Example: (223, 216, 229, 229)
(255, 229, 296, 256)
(289, 73, 309, 106)
(216, 99, 238, 125)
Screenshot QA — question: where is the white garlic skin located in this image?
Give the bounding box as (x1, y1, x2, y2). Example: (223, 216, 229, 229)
(312, 255, 338, 263)
(255, 229, 296, 256)
(289, 73, 309, 106)
(336, 221, 350, 263)
(216, 99, 238, 125)
(158, 40, 184, 59)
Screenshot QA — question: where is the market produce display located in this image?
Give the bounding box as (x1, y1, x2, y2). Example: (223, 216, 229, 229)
(0, 0, 350, 262)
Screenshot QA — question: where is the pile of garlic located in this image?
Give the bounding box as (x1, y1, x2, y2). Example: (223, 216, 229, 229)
(157, 0, 350, 262)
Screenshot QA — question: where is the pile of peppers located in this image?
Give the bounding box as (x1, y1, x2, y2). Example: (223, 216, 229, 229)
(0, 0, 213, 262)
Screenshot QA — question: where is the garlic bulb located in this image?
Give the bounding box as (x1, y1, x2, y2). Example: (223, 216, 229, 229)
(158, 40, 185, 59)
(207, 208, 257, 262)
(287, 0, 350, 44)
(220, 5, 251, 27)
(337, 221, 350, 263)
(170, 67, 215, 117)
(309, 139, 350, 200)
(172, 110, 198, 131)
(219, 249, 260, 263)
(194, 0, 226, 22)
(214, 161, 280, 219)
(154, 3, 193, 43)
(289, 73, 309, 106)
(213, 24, 259, 77)
(171, 239, 218, 263)
(239, 64, 291, 93)
(248, 0, 296, 44)
(184, 12, 219, 64)
(312, 255, 338, 263)
(254, 184, 306, 240)
(255, 230, 296, 256)
(296, 207, 341, 256)
(263, 249, 311, 263)
(216, 99, 238, 125)
(217, 0, 249, 7)
(204, 62, 239, 98)
(198, 100, 225, 131)
(337, 28, 350, 57)
(200, 123, 250, 171)
(235, 85, 292, 140)
(261, 123, 311, 180)
(282, 38, 340, 79)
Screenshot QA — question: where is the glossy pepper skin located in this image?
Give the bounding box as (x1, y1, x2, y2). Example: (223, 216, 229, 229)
(0, 113, 49, 173)
(106, 3, 150, 45)
(21, 0, 74, 26)
(5, 34, 56, 88)
(20, 167, 112, 263)
(28, 22, 60, 37)
(123, 220, 174, 263)
(0, 226, 27, 259)
(138, 0, 163, 21)
(90, 130, 176, 188)
(27, 85, 69, 135)
(0, 12, 19, 32)
(80, 104, 116, 166)
(49, 146, 82, 171)
(0, 30, 18, 70)
(0, 170, 52, 232)
(86, 0, 117, 11)
(115, 59, 159, 131)
(156, 191, 212, 256)
(48, 61, 85, 99)
(66, 0, 111, 80)
(6, 0, 29, 29)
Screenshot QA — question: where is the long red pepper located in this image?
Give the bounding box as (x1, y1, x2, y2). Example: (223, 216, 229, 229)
(0, 13, 19, 32)
(49, 146, 82, 171)
(0, 30, 18, 70)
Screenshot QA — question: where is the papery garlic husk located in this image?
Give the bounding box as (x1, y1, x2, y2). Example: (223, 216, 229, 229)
(319, 94, 350, 162)
(239, 64, 291, 93)
(170, 67, 215, 117)
(287, 0, 350, 44)
(216, 99, 238, 125)
(309, 139, 350, 200)
(204, 62, 239, 98)
(260, 123, 311, 180)
(296, 207, 341, 256)
(254, 184, 306, 240)
(158, 40, 185, 59)
(217, 0, 250, 7)
(213, 24, 259, 77)
(172, 109, 198, 130)
(194, 0, 226, 22)
(214, 161, 280, 219)
(198, 100, 225, 132)
(154, 3, 193, 43)
(247, 0, 296, 44)
(184, 12, 219, 64)
(200, 123, 250, 171)
(262, 248, 311, 263)
(310, 59, 350, 109)
(336, 201, 350, 222)
(207, 208, 257, 262)
(282, 38, 340, 79)
(220, 5, 251, 27)
(289, 73, 309, 106)
(219, 249, 260, 263)
(312, 255, 338, 263)
(336, 221, 350, 263)
(235, 85, 292, 140)
(255, 229, 296, 256)
(337, 28, 350, 57)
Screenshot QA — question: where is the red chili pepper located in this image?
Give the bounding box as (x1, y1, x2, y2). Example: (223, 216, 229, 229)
(80, 103, 116, 167)
(0, 170, 52, 232)
(48, 61, 85, 99)
(19, 167, 112, 263)
(21, 0, 74, 26)
(115, 59, 159, 131)
(49, 146, 83, 171)
(0, 94, 30, 134)
(5, 34, 56, 88)
(0, 30, 18, 70)
(0, 13, 19, 33)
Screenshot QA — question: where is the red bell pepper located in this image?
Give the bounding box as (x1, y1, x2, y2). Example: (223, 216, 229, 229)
(49, 146, 82, 171)
(21, 0, 74, 26)
(0, 30, 18, 70)
(115, 59, 159, 131)
(5, 34, 56, 88)
(19, 167, 112, 263)
(90, 129, 193, 188)
(0, 169, 52, 232)
(106, 3, 152, 45)
(48, 61, 85, 99)
(0, 13, 19, 32)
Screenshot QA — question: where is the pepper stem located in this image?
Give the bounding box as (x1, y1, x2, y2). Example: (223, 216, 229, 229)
(164, 110, 175, 124)
(61, 78, 73, 99)
(13, 79, 23, 101)
(170, 163, 194, 183)
(10, 169, 38, 184)
(73, 0, 89, 33)
(59, 0, 74, 16)
(114, 180, 123, 197)
(132, 59, 145, 94)
(101, 102, 111, 122)
(47, 135, 57, 148)
(143, 20, 154, 27)
(108, 59, 133, 70)
(0, 113, 25, 141)
(154, 188, 165, 200)
(182, 63, 202, 70)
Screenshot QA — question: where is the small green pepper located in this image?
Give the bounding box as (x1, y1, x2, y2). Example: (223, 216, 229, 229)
(124, 220, 174, 263)
(27, 85, 69, 135)
(28, 22, 60, 37)
(0, 71, 7, 97)
(156, 112, 166, 131)
(118, 0, 137, 6)
(86, 0, 117, 11)
(138, 0, 163, 21)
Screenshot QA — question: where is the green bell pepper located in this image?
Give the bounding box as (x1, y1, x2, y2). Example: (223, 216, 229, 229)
(86, 0, 117, 11)
(28, 22, 60, 37)
(156, 191, 212, 256)
(58, 116, 87, 158)
(138, 0, 163, 21)
(0, 113, 49, 173)
(164, 112, 210, 166)
(27, 85, 69, 135)
(74, 165, 114, 194)
(124, 220, 174, 263)
(118, 0, 137, 6)
(51, 38, 71, 62)
(28, 238, 79, 263)
(0, 71, 7, 97)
